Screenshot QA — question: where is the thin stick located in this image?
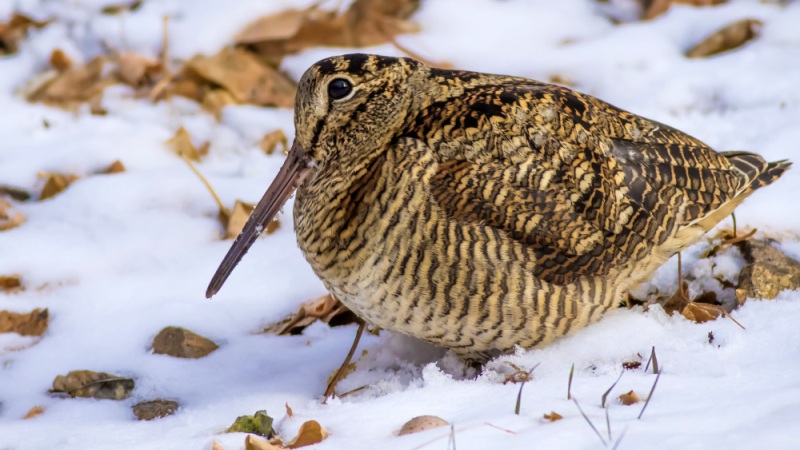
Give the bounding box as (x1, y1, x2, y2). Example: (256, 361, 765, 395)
(483, 423, 517, 435)
(572, 397, 607, 446)
(514, 363, 540, 415)
(160, 15, 170, 74)
(605, 405, 612, 442)
(677, 252, 683, 287)
(731, 213, 737, 239)
(611, 426, 629, 450)
(323, 320, 365, 400)
(181, 155, 228, 215)
(644, 346, 659, 375)
(601, 371, 624, 408)
(447, 424, 456, 450)
(637, 369, 663, 420)
(567, 363, 575, 400)
(721, 309, 746, 330)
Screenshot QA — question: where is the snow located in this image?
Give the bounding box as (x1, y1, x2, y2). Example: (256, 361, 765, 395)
(1, 1, 799, 449)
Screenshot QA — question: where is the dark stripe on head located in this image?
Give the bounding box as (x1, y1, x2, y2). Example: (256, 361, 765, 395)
(314, 57, 337, 75)
(345, 53, 370, 74)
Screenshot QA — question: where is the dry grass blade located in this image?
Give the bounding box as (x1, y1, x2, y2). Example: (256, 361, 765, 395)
(572, 397, 607, 446)
(605, 405, 612, 442)
(601, 371, 624, 408)
(447, 423, 456, 450)
(513, 363, 540, 415)
(611, 426, 629, 450)
(567, 363, 575, 400)
(644, 346, 659, 375)
(180, 155, 228, 216)
(638, 369, 663, 420)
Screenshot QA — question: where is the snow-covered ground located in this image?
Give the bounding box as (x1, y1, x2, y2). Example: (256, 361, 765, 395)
(1, 1, 800, 449)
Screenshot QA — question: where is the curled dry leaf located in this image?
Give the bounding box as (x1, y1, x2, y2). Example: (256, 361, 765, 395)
(0, 199, 25, 232)
(51, 370, 135, 400)
(211, 441, 227, 450)
(0, 275, 22, 292)
(261, 294, 357, 335)
(0, 185, 31, 201)
(226, 410, 275, 438)
(686, 19, 762, 58)
(398, 415, 448, 436)
(166, 126, 208, 161)
(618, 390, 642, 405)
(543, 411, 563, 422)
(132, 399, 180, 420)
(152, 326, 218, 359)
(116, 52, 162, 87)
(643, 0, 726, 20)
(285, 420, 328, 449)
(0, 13, 50, 55)
(23, 405, 45, 419)
(223, 200, 280, 239)
(0, 308, 48, 336)
(39, 172, 79, 200)
(27, 56, 113, 110)
(99, 160, 126, 174)
(49, 49, 72, 72)
(661, 281, 691, 316)
(682, 302, 723, 323)
(261, 130, 289, 155)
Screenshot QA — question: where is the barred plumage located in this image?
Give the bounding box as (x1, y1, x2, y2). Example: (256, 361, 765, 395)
(208, 53, 790, 361)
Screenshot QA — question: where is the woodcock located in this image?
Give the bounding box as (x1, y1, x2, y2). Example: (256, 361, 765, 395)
(207, 54, 790, 361)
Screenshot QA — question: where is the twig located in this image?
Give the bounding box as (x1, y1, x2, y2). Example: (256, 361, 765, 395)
(731, 213, 737, 239)
(637, 368, 663, 420)
(605, 405, 612, 442)
(721, 309, 746, 330)
(514, 363, 540, 415)
(644, 346, 659, 375)
(447, 424, 456, 450)
(181, 155, 228, 216)
(611, 426, 629, 450)
(323, 320, 365, 400)
(601, 371, 624, 408)
(567, 363, 575, 400)
(483, 423, 517, 435)
(337, 385, 368, 399)
(572, 397, 607, 446)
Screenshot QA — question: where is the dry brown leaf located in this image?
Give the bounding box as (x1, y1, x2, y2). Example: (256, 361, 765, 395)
(618, 390, 642, 405)
(39, 172, 78, 200)
(166, 126, 208, 161)
(686, 19, 762, 58)
(101, 0, 143, 15)
(0, 275, 22, 292)
(325, 349, 367, 388)
(0, 308, 48, 336)
(23, 405, 45, 419)
(49, 49, 72, 72)
(661, 281, 691, 316)
(261, 130, 288, 155)
(622, 360, 642, 371)
(262, 294, 357, 335)
(0, 199, 25, 232)
(543, 411, 563, 422)
(0, 13, 50, 55)
(152, 326, 219, 358)
(285, 420, 328, 448)
(244, 435, 283, 450)
(100, 160, 126, 174)
(223, 200, 280, 239)
(236, 9, 308, 44)
(202, 88, 238, 119)
(643, 0, 726, 20)
(184, 47, 295, 108)
(211, 441, 227, 450)
(51, 370, 135, 400)
(27, 56, 113, 109)
(0, 185, 31, 202)
(285, 403, 294, 417)
(116, 52, 161, 86)
(682, 302, 723, 323)
(398, 416, 448, 436)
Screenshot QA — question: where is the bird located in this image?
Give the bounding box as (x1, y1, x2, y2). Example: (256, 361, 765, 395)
(207, 53, 790, 362)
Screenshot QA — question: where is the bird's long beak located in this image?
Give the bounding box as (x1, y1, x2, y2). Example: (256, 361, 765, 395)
(206, 141, 310, 298)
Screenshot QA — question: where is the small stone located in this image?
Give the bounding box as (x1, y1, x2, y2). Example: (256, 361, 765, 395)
(398, 415, 448, 436)
(152, 326, 218, 358)
(736, 239, 800, 305)
(51, 370, 134, 400)
(133, 399, 179, 420)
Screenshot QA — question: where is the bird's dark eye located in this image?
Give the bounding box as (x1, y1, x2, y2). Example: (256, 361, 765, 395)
(328, 78, 353, 100)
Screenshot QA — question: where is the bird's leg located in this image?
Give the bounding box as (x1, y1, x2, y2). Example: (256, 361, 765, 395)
(323, 319, 366, 400)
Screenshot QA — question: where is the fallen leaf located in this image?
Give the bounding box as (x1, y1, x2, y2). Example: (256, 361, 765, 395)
(184, 47, 295, 108)
(0, 199, 25, 231)
(325, 349, 367, 389)
(285, 420, 328, 448)
(100, 160, 126, 174)
(398, 415, 448, 436)
(618, 390, 641, 405)
(543, 411, 563, 422)
(244, 435, 283, 450)
(686, 19, 762, 58)
(152, 326, 218, 359)
(202, 88, 238, 119)
(223, 200, 280, 239)
(643, 0, 726, 20)
(260, 130, 288, 155)
(261, 294, 356, 335)
(132, 399, 180, 420)
(661, 281, 690, 316)
(39, 173, 79, 200)
(116, 52, 162, 87)
(27, 56, 113, 110)
(166, 126, 208, 161)
(51, 370, 134, 400)
(285, 403, 294, 417)
(101, 0, 143, 15)
(622, 360, 642, 371)
(0, 275, 22, 291)
(0, 13, 50, 55)
(682, 302, 723, 323)
(211, 441, 227, 450)
(49, 49, 72, 72)
(23, 405, 45, 419)
(0, 185, 31, 202)
(226, 410, 275, 438)
(0, 308, 48, 336)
